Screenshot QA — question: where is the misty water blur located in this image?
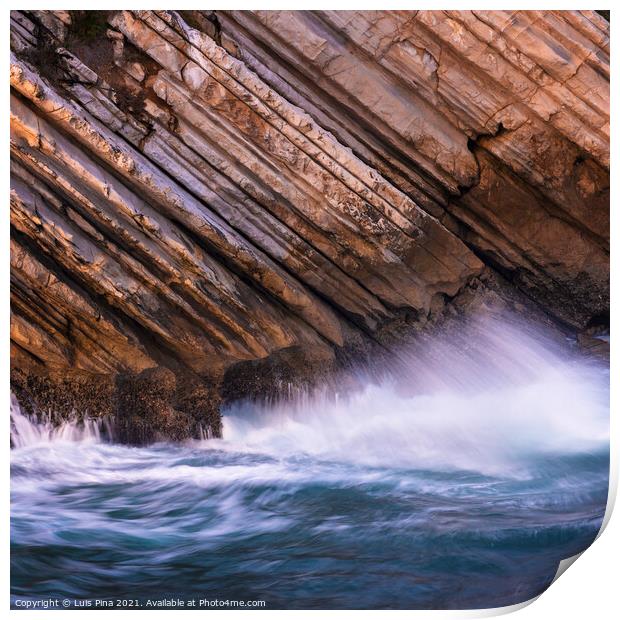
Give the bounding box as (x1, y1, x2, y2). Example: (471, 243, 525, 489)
(222, 317, 608, 477)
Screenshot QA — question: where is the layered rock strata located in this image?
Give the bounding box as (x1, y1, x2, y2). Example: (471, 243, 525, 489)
(10, 10, 609, 440)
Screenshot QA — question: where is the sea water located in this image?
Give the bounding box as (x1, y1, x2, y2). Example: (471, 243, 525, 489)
(10, 318, 610, 609)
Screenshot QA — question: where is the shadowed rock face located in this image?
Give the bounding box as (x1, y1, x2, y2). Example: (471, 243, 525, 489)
(9, 10, 609, 440)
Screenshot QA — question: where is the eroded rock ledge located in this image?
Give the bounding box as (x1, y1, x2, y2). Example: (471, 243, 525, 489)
(10, 10, 609, 441)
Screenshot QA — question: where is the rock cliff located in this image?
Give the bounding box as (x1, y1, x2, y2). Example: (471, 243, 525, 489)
(10, 10, 609, 440)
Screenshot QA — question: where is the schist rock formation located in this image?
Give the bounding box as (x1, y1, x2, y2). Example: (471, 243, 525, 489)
(10, 10, 609, 441)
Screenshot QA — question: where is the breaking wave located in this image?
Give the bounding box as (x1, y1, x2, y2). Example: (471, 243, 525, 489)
(10, 316, 609, 609)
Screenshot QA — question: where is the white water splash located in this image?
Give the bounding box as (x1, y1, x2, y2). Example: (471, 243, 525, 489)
(219, 318, 609, 477)
(10, 397, 109, 448)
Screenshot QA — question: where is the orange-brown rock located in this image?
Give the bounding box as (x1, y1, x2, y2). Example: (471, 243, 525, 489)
(9, 10, 609, 439)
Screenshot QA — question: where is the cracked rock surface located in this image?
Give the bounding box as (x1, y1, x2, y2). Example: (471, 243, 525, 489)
(10, 10, 609, 440)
